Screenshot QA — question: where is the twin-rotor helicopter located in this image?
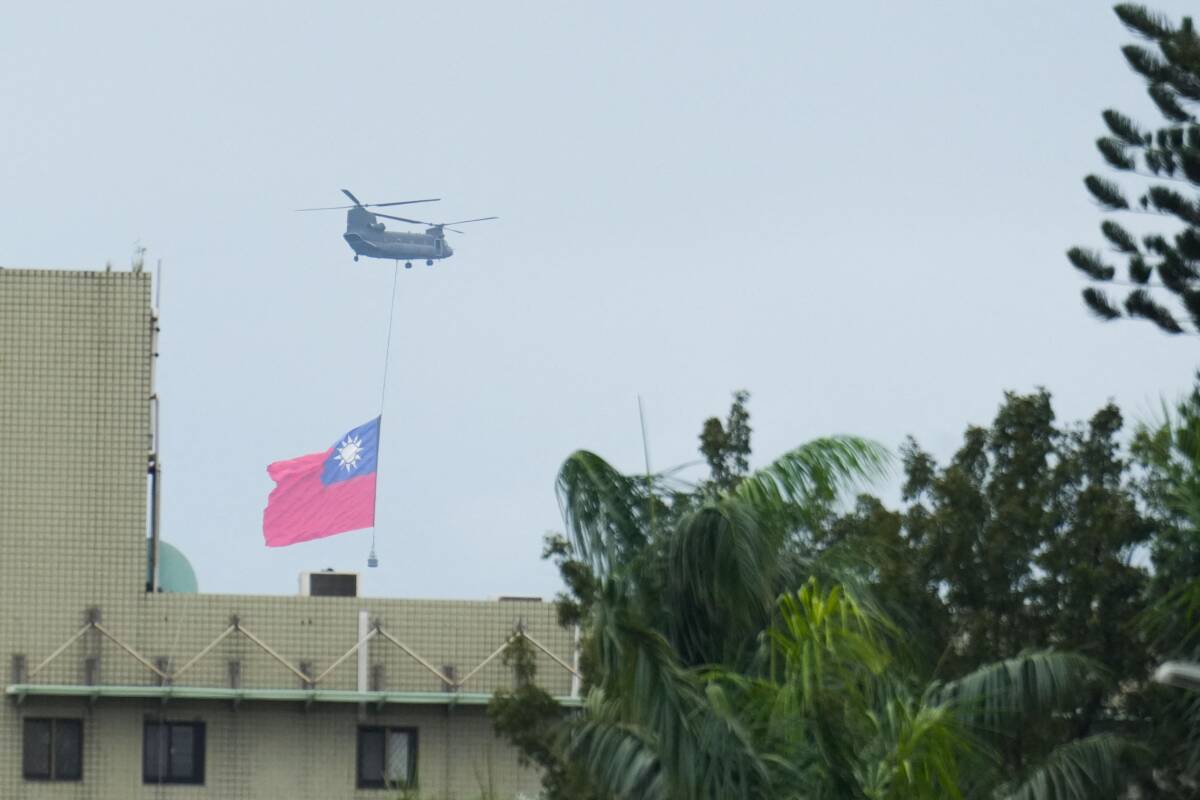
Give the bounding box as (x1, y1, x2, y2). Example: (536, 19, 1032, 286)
(299, 189, 497, 269)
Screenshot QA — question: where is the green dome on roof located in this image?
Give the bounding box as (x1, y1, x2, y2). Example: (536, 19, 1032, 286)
(145, 539, 199, 593)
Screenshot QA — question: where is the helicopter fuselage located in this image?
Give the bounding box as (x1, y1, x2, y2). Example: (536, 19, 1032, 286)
(343, 229, 454, 262)
(342, 207, 454, 263)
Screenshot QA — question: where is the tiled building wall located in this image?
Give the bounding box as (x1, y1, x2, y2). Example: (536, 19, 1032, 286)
(23, 594, 574, 698)
(1, 271, 152, 798)
(12, 698, 541, 800)
(1, 269, 572, 798)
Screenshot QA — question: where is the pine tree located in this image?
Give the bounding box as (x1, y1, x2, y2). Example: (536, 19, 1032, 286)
(1072, 5, 1200, 334)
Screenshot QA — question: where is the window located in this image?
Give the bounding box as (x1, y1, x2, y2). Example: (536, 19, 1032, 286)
(357, 727, 417, 789)
(143, 720, 205, 784)
(23, 718, 82, 781)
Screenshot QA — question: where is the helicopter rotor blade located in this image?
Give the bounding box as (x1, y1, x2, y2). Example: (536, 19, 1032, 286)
(368, 214, 498, 234)
(369, 198, 440, 208)
(441, 217, 499, 226)
(341, 189, 363, 206)
(296, 197, 441, 212)
(372, 212, 433, 225)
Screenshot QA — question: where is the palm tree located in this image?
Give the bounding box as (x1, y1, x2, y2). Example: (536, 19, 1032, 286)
(555, 439, 1133, 799)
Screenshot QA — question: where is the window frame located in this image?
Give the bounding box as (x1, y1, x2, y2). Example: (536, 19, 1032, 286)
(22, 717, 83, 782)
(356, 725, 418, 790)
(142, 719, 206, 785)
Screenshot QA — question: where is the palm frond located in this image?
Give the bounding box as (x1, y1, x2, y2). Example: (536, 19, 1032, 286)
(567, 700, 664, 800)
(587, 582, 772, 800)
(556, 450, 649, 577)
(857, 696, 971, 800)
(996, 734, 1133, 800)
(935, 651, 1102, 736)
(769, 579, 893, 714)
(1141, 578, 1200, 650)
(664, 500, 781, 667)
(735, 436, 890, 514)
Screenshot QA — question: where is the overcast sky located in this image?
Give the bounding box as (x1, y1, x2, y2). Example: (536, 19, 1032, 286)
(3, 2, 1199, 599)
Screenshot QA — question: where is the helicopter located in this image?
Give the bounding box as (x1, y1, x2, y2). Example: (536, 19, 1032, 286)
(298, 190, 497, 268)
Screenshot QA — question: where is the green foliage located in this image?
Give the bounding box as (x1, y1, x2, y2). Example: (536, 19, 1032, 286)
(935, 651, 1101, 737)
(835, 388, 1200, 796)
(1083, 174, 1129, 210)
(487, 635, 599, 800)
(1082, 287, 1123, 320)
(1097, 137, 1136, 169)
(1100, 220, 1140, 253)
(1071, 5, 1200, 333)
(1126, 287, 1184, 331)
(699, 389, 753, 492)
(831, 389, 1171, 794)
(997, 734, 1136, 800)
(562, 395, 1135, 798)
(496, 392, 1152, 798)
(1067, 247, 1116, 280)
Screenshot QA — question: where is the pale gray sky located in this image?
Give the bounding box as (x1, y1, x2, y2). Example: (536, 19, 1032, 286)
(3, 2, 1198, 599)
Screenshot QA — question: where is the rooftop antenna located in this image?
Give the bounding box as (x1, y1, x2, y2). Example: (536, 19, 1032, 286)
(637, 395, 652, 475)
(132, 240, 146, 274)
(638, 395, 657, 537)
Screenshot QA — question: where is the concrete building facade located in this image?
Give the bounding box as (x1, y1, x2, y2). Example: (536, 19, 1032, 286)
(0, 269, 575, 799)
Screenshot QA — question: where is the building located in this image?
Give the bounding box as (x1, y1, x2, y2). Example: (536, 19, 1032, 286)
(0, 268, 577, 798)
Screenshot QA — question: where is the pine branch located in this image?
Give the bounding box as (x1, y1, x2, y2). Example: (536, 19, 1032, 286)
(1146, 185, 1200, 224)
(1144, 233, 1172, 255)
(1097, 138, 1136, 170)
(1082, 288, 1122, 320)
(1177, 228, 1200, 262)
(1130, 254, 1154, 283)
(1102, 109, 1147, 145)
(1099, 159, 1198, 184)
(1101, 220, 1140, 253)
(1183, 290, 1200, 330)
(1084, 175, 1130, 209)
(1157, 253, 1196, 293)
(1125, 287, 1185, 332)
(1067, 248, 1116, 281)
(1145, 148, 1179, 176)
(1123, 44, 1168, 81)
(1115, 4, 1174, 40)
(1165, 65, 1200, 103)
(1155, 127, 1184, 150)
(1149, 83, 1194, 122)
(1179, 146, 1200, 183)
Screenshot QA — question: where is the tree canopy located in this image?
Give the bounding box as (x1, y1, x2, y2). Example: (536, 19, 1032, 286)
(492, 392, 1140, 799)
(1071, 5, 1200, 333)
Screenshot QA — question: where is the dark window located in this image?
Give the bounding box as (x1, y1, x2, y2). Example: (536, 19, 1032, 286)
(23, 718, 82, 781)
(309, 572, 357, 597)
(357, 727, 417, 789)
(143, 720, 205, 784)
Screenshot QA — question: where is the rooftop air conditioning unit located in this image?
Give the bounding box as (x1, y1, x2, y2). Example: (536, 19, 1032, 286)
(300, 570, 359, 597)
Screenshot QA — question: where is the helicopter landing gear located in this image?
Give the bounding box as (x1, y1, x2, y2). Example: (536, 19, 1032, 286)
(426, 259, 433, 266)
(405, 261, 413, 270)
(353, 255, 359, 262)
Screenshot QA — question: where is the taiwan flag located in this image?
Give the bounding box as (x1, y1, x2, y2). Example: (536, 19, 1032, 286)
(262, 417, 380, 547)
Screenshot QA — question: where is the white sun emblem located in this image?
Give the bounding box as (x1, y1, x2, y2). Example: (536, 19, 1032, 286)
(335, 435, 365, 471)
